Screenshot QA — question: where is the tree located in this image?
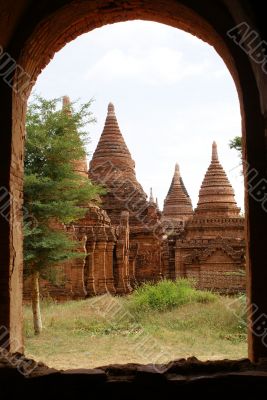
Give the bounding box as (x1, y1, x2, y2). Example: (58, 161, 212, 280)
(229, 136, 242, 155)
(24, 95, 102, 334)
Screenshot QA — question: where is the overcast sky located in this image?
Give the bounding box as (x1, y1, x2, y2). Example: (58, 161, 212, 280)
(31, 20, 244, 211)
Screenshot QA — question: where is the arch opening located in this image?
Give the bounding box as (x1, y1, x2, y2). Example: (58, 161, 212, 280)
(3, 0, 267, 365)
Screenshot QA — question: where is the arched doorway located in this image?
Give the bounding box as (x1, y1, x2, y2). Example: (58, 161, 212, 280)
(1, 0, 267, 363)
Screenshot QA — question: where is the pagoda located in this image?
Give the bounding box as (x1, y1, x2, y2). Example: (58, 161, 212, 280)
(89, 102, 148, 225)
(89, 103, 163, 284)
(162, 163, 193, 227)
(194, 141, 240, 218)
(174, 141, 245, 293)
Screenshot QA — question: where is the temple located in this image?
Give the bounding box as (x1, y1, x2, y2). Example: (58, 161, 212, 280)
(162, 163, 193, 232)
(25, 101, 245, 299)
(88, 102, 163, 286)
(173, 141, 245, 293)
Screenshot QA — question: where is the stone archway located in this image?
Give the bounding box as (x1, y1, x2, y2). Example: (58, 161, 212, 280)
(1, 0, 267, 363)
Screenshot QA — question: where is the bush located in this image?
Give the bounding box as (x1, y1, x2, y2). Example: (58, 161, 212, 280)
(127, 279, 217, 313)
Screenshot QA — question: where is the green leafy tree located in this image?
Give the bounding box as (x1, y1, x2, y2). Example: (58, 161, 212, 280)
(229, 136, 242, 155)
(24, 95, 102, 334)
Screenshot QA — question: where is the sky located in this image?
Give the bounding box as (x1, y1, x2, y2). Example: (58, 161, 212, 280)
(31, 20, 244, 210)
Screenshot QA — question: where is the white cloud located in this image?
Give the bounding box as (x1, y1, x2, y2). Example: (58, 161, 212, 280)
(85, 47, 210, 85)
(33, 20, 243, 209)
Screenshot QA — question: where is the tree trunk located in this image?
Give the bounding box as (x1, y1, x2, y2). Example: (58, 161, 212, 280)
(31, 271, 42, 335)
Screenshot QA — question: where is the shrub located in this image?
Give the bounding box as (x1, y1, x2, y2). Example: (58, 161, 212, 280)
(127, 279, 217, 313)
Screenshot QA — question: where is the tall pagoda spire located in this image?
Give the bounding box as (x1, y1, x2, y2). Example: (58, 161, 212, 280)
(62, 95, 71, 108)
(62, 96, 88, 177)
(212, 140, 218, 161)
(89, 102, 147, 225)
(62, 95, 72, 117)
(149, 188, 155, 204)
(195, 141, 240, 216)
(162, 163, 193, 222)
(90, 102, 135, 172)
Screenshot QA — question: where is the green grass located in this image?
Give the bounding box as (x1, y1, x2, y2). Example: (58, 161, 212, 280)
(127, 279, 217, 312)
(24, 280, 247, 370)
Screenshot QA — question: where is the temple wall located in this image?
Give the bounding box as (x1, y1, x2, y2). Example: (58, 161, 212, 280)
(174, 236, 246, 294)
(131, 234, 162, 283)
(185, 265, 245, 294)
(23, 208, 131, 300)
